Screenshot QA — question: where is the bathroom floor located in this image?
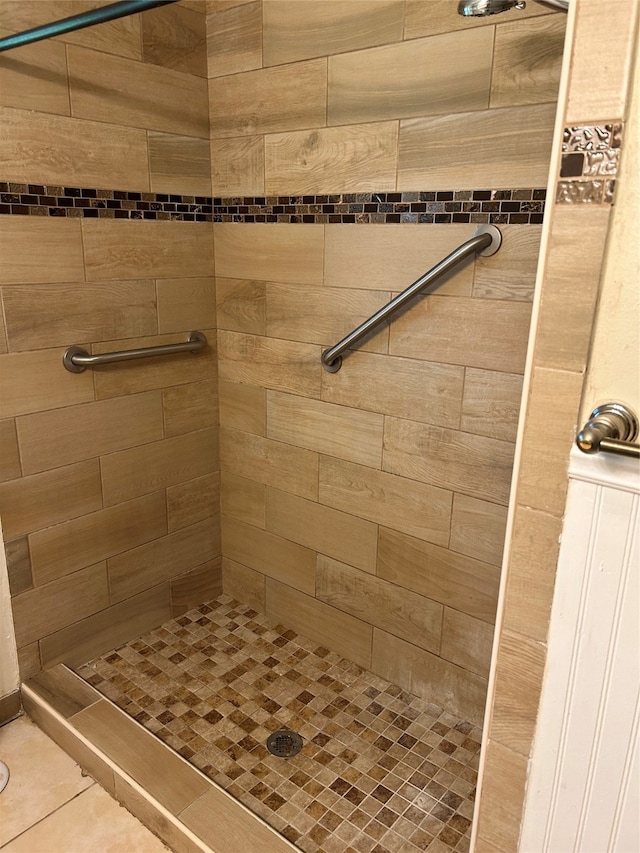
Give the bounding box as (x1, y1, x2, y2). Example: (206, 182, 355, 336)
(76, 594, 481, 853)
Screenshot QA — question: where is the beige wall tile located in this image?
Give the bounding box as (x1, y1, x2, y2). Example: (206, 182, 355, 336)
(93, 330, 216, 400)
(461, 368, 523, 444)
(142, 3, 207, 76)
(0, 348, 94, 420)
(473, 225, 542, 302)
(206, 0, 262, 77)
(0, 217, 84, 285)
(404, 0, 552, 39)
(222, 557, 266, 612)
(329, 29, 492, 125)
(0, 106, 149, 188)
(0, 419, 21, 482)
(17, 391, 164, 475)
(378, 527, 500, 624)
(535, 205, 611, 372)
(214, 223, 324, 284)
(321, 351, 464, 428)
(211, 135, 265, 195)
(101, 427, 217, 506)
(383, 417, 515, 505)
(220, 428, 318, 500)
(216, 278, 266, 335)
(72, 700, 209, 813)
(68, 45, 209, 137)
(209, 59, 327, 138)
(0, 460, 102, 541)
(265, 283, 390, 353)
(319, 456, 452, 546)
(2, 280, 158, 352)
(317, 555, 443, 654)
(265, 122, 398, 194)
(218, 331, 321, 399)
(220, 471, 265, 527)
(218, 379, 266, 435)
(179, 778, 296, 853)
(502, 504, 561, 643)
(517, 367, 583, 515)
(371, 629, 487, 725)
(12, 562, 109, 647)
(156, 276, 216, 334)
(162, 380, 218, 438)
(266, 487, 378, 574)
(266, 578, 373, 669)
(398, 103, 556, 190)
(474, 739, 528, 852)
(5, 536, 32, 596)
(267, 391, 384, 468)
(148, 132, 212, 195)
(566, 0, 639, 123)
(491, 15, 566, 108)
(450, 493, 508, 567)
(263, 1, 404, 66)
(0, 1, 143, 59)
(490, 628, 545, 756)
(82, 220, 213, 281)
(222, 515, 316, 595)
(389, 295, 532, 374)
(167, 471, 220, 532)
(440, 607, 494, 677)
(29, 492, 167, 585)
(324, 224, 475, 294)
(0, 41, 70, 114)
(108, 519, 220, 603)
(39, 583, 172, 669)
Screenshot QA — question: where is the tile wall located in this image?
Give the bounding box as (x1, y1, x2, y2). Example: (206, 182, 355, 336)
(0, 0, 568, 733)
(0, 0, 221, 677)
(210, 0, 567, 725)
(473, 0, 640, 849)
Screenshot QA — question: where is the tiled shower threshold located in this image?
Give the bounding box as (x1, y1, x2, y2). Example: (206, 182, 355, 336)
(24, 595, 481, 853)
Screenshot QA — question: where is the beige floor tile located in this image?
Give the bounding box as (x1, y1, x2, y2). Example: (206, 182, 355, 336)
(0, 716, 92, 846)
(2, 784, 169, 852)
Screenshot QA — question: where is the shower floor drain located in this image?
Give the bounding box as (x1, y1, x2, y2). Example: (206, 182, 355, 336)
(266, 729, 303, 758)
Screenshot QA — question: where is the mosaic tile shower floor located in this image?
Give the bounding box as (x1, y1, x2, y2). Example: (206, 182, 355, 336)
(76, 595, 481, 853)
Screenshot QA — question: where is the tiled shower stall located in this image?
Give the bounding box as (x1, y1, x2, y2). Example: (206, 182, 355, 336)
(2, 0, 632, 850)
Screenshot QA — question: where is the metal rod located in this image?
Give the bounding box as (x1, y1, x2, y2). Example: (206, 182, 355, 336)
(63, 331, 207, 373)
(0, 0, 179, 53)
(576, 403, 640, 459)
(321, 224, 502, 372)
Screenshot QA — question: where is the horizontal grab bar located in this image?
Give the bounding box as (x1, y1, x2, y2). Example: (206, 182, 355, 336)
(321, 224, 502, 372)
(63, 332, 207, 373)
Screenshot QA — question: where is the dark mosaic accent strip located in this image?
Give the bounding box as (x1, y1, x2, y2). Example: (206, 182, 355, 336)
(0, 182, 547, 225)
(557, 123, 623, 205)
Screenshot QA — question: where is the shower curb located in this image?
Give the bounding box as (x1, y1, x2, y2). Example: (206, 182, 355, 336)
(22, 666, 298, 853)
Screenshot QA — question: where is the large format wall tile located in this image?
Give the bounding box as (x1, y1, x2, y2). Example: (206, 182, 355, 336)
(0, 41, 70, 114)
(328, 29, 493, 126)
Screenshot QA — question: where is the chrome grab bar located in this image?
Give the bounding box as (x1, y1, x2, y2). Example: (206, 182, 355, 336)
(576, 402, 640, 459)
(63, 331, 207, 373)
(321, 224, 502, 373)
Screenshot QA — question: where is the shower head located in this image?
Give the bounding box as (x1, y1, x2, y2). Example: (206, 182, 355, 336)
(458, 0, 524, 15)
(457, 0, 568, 16)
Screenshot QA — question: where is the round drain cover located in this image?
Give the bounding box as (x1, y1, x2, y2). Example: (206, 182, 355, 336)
(266, 729, 303, 758)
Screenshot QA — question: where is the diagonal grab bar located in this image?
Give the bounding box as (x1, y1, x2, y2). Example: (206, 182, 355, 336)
(321, 224, 502, 373)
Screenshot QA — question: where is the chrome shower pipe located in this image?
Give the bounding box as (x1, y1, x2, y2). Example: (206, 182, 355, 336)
(0, 0, 179, 53)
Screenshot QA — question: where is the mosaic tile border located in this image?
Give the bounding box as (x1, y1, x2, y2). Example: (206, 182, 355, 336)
(557, 123, 622, 204)
(0, 182, 546, 225)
